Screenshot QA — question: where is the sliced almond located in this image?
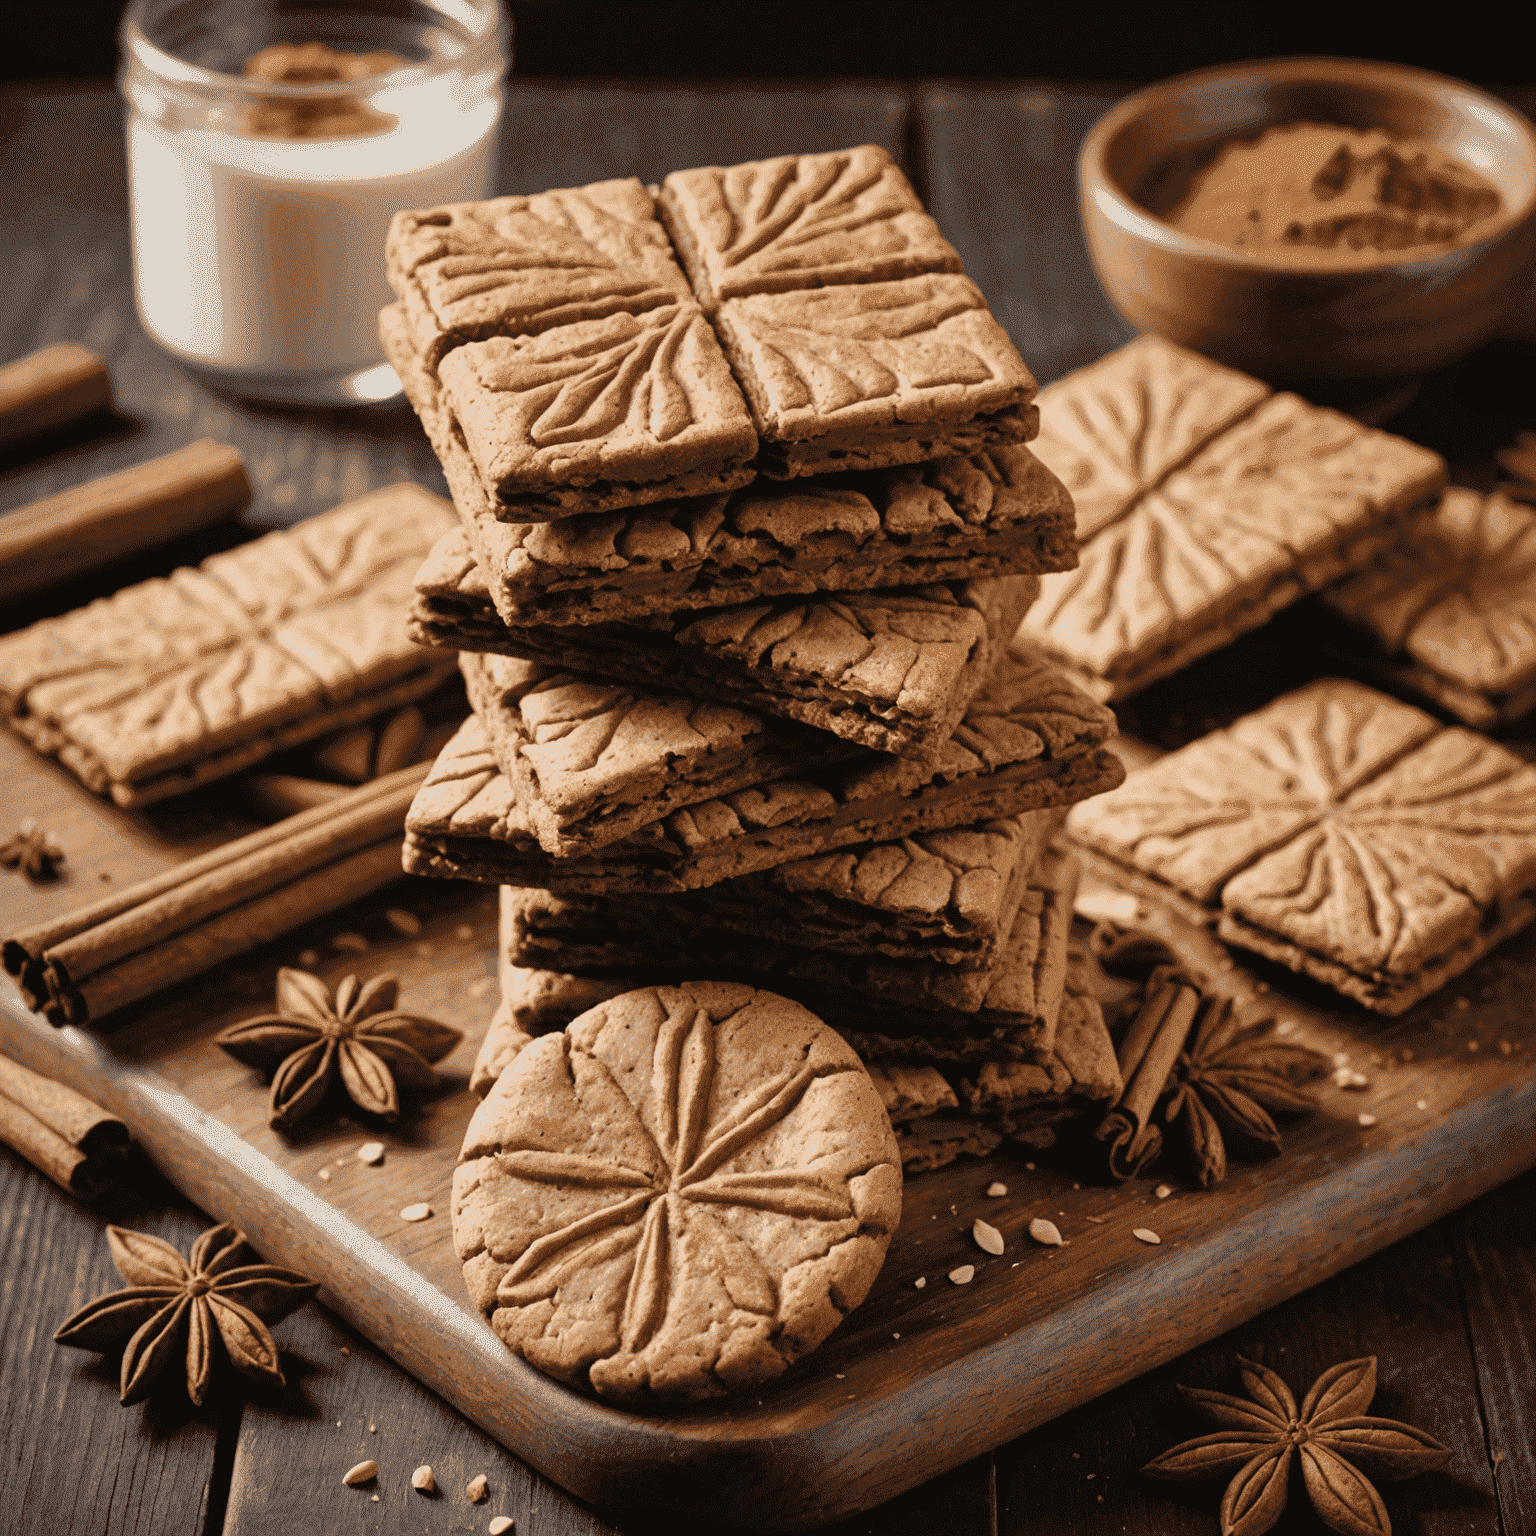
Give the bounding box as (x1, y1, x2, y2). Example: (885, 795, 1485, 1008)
(1028, 1217, 1063, 1247)
(986, 1181, 1008, 1197)
(1133, 1228, 1161, 1245)
(386, 908, 422, 936)
(489, 1519, 514, 1535)
(342, 1460, 378, 1486)
(466, 1474, 489, 1503)
(400, 1203, 432, 1222)
(972, 1218, 1004, 1255)
(356, 1141, 386, 1166)
(948, 1265, 975, 1285)
(411, 1465, 435, 1493)
(331, 932, 369, 954)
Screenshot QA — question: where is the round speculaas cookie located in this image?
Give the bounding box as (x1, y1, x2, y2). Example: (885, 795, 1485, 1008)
(452, 980, 902, 1403)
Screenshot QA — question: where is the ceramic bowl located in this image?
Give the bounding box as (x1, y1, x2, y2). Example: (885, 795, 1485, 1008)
(1078, 57, 1536, 385)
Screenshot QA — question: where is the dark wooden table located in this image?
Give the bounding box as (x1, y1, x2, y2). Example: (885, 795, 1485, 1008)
(1, 78, 1533, 1536)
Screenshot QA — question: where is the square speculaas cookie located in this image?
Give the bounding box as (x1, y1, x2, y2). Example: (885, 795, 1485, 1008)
(1017, 336, 1446, 701)
(1068, 678, 1536, 1014)
(501, 843, 1080, 1063)
(711, 274, 1039, 479)
(403, 643, 1124, 893)
(0, 484, 459, 807)
(658, 145, 963, 310)
(1323, 488, 1536, 728)
(386, 298, 1076, 622)
(411, 535, 1037, 761)
(386, 178, 693, 370)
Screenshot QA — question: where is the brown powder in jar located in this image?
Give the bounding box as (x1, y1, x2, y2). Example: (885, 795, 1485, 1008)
(242, 42, 405, 139)
(1168, 122, 1502, 260)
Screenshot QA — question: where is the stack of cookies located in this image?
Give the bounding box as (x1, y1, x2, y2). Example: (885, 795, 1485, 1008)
(384, 147, 1129, 1170)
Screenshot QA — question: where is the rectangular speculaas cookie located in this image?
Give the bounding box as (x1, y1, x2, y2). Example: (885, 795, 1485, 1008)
(1323, 488, 1536, 728)
(501, 843, 1081, 1062)
(386, 178, 693, 370)
(1016, 336, 1446, 701)
(385, 298, 1076, 624)
(657, 145, 964, 310)
(411, 540, 1037, 761)
(711, 275, 1040, 479)
(0, 485, 459, 808)
(1068, 678, 1536, 1015)
(458, 651, 851, 857)
(404, 644, 1125, 893)
(631, 808, 1064, 973)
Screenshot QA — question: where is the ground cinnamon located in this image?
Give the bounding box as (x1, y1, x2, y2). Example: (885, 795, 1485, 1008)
(3, 762, 428, 1026)
(0, 439, 250, 602)
(1169, 122, 1502, 259)
(0, 1051, 129, 1198)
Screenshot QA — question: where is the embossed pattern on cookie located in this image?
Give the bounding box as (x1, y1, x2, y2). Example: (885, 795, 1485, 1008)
(1019, 337, 1445, 700)
(659, 145, 962, 308)
(452, 982, 901, 1402)
(438, 303, 759, 512)
(1325, 488, 1536, 725)
(1069, 679, 1536, 1013)
(0, 484, 458, 806)
(387, 178, 692, 368)
(713, 274, 1038, 477)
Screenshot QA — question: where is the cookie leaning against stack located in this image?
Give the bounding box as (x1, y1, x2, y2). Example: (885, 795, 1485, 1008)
(386, 149, 1132, 1224)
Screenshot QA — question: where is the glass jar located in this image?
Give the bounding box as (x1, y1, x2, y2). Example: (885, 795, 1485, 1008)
(119, 0, 507, 406)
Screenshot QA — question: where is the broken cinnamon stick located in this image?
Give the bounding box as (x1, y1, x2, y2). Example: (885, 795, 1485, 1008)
(0, 343, 113, 450)
(1093, 963, 1202, 1180)
(0, 1050, 130, 1198)
(0, 438, 250, 602)
(3, 762, 428, 1026)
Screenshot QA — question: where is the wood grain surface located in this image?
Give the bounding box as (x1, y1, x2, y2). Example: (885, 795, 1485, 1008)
(1, 76, 1533, 1536)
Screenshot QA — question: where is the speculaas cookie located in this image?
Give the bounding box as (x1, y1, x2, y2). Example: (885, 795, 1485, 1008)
(411, 539, 1037, 761)
(0, 484, 458, 807)
(1017, 336, 1446, 700)
(500, 843, 1080, 1062)
(1323, 488, 1536, 727)
(710, 275, 1039, 479)
(404, 644, 1124, 893)
(386, 304, 1075, 621)
(1068, 679, 1536, 1014)
(658, 145, 963, 310)
(386, 178, 692, 369)
(452, 981, 901, 1400)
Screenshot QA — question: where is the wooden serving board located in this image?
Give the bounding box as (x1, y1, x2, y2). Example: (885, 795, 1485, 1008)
(4, 730, 1535, 1533)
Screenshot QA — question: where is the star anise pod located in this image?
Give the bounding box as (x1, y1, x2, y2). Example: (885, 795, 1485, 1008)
(1164, 995, 1328, 1189)
(215, 969, 462, 1132)
(1145, 1354, 1451, 1536)
(54, 1223, 319, 1406)
(1, 818, 65, 882)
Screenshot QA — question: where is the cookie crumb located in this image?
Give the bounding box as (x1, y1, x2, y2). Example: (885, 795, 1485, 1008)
(973, 1218, 1005, 1255)
(948, 1265, 975, 1284)
(1499, 1040, 1513, 1055)
(466, 1475, 488, 1503)
(469, 976, 494, 998)
(914, 1277, 926, 1289)
(342, 1460, 377, 1486)
(299, 949, 319, 966)
(414, 941, 434, 958)
(1024, 1162, 1036, 1171)
(1332, 1050, 1350, 1067)
(400, 1203, 432, 1222)
(1357, 1113, 1378, 1127)
(1332, 1067, 1370, 1089)
(368, 1423, 376, 1434)
(1417, 1099, 1428, 1110)
(412, 1465, 434, 1492)
(489, 1519, 514, 1535)
(1155, 1184, 1172, 1199)
(318, 1168, 332, 1182)
(357, 1141, 386, 1165)
(1133, 1228, 1161, 1245)
(331, 932, 369, 954)
(1028, 1217, 1063, 1246)
(340, 1346, 349, 1355)
(386, 908, 421, 936)
(986, 1181, 1008, 1197)
(1085, 1215, 1107, 1224)
(1454, 996, 1470, 1010)
(1468, 1039, 1480, 1051)
(455, 924, 475, 941)
(1401, 1047, 1414, 1061)
(1276, 1020, 1295, 1035)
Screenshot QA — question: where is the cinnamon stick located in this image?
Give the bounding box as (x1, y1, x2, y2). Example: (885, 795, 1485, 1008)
(1093, 964, 1202, 1181)
(0, 343, 112, 450)
(0, 1050, 129, 1198)
(0, 439, 250, 602)
(4, 762, 427, 1026)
